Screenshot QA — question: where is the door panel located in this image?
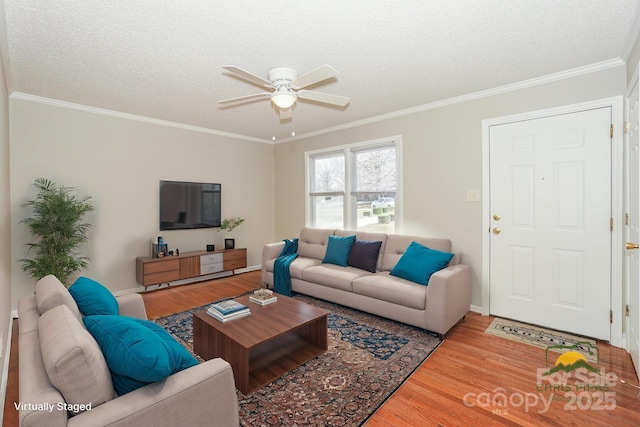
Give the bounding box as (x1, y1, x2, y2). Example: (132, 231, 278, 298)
(625, 75, 639, 377)
(489, 107, 611, 340)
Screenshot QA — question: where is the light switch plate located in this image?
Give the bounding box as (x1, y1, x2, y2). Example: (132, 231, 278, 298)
(466, 189, 480, 202)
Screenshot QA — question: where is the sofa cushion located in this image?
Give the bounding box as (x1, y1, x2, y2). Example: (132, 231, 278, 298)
(353, 273, 428, 310)
(389, 241, 454, 285)
(35, 274, 82, 322)
(347, 239, 383, 273)
(69, 276, 119, 316)
(322, 234, 356, 267)
(302, 264, 370, 292)
(288, 257, 322, 279)
(39, 305, 114, 414)
(381, 234, 452, 271)
(297, 227, 334, 260)
(83, 315, 199, 395)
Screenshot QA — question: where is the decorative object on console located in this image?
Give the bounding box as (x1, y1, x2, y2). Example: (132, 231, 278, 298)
(219, 217, 245, 232)
(20, 177, 94, 285)
(206, 244, 215, 252)
(152, 236, 168, 258)
(220, 217, 244, 250)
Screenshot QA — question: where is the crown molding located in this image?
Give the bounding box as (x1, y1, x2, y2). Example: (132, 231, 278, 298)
(278, 58, 625, 143)
(10, 58, 624, 145)
(9, 92, 273, 144)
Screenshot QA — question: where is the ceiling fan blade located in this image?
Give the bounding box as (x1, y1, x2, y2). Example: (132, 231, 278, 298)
(222, 65, 272, 88)
(218, 92, 270, 104)
(297, 90, 350, 107)
(291, 65, 338, 89)
(279, 108, 292, 120)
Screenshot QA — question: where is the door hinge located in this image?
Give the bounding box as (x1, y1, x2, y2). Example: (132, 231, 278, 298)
(625, 213, 630, 225)
(610, 310, 613, 323)
(625, 121, 631, 134)
(626, 304, 630, 317)
(610, 217, 614, 231)
(610, 124, 614, 138)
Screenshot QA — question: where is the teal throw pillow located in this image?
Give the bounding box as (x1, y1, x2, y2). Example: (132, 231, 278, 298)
(322, 234, 356, 267)
(83, 315, 199, 395)
(69, 277, 119, 316)
(389, 241, 454, 285)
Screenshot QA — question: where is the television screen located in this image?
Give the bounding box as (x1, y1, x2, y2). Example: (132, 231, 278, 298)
(159, 181, 221, 230)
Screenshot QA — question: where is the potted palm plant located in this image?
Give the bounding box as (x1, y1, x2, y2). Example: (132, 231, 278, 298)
(20, 178, 94, 286)
(219, 217, 244, 249)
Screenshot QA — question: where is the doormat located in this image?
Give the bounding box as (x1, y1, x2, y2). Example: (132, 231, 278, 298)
(485, 317, 599, 363)
(155, 294, 442, 426)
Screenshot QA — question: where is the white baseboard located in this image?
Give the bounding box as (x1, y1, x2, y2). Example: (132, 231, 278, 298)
(469, 304, 483, 314)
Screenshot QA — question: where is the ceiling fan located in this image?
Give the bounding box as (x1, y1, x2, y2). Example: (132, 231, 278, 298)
(218, 64, 350, 119)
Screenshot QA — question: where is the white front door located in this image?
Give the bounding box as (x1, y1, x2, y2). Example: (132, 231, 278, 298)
(625, 74, 640, 378)
(489, 107, 612, 340)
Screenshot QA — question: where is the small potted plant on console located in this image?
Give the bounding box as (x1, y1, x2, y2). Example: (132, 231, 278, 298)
(219, 217, 244, 249)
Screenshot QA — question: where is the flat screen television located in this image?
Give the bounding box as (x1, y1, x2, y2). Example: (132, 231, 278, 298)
(159, 181, 221, 230)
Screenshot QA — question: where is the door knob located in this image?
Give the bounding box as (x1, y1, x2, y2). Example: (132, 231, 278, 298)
(626, 242, 639, 250)
(493, 227, 501, 234)
(493, 214, 501, 221)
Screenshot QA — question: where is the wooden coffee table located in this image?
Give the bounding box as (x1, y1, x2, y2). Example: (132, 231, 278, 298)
(193, 293, 328, 394)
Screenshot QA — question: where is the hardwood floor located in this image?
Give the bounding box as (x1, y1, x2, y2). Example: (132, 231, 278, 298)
(4, 270, 640, 426)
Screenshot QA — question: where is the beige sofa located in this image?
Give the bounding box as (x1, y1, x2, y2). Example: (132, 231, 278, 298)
(262, 228, 471, 336)
(18, 275, 239, 427)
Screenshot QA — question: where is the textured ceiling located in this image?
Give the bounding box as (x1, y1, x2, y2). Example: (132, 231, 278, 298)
(3, 0, 640, 142)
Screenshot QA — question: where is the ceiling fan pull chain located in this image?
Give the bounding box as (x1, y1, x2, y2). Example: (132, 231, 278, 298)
(291, 109, 296, 137)
(272, 107, 276, 141)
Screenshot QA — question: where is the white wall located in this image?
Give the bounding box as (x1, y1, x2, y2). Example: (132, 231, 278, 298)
(274, 65, 627, 309)
(9, 99, 276, 306)
(0, 16, 10, 410)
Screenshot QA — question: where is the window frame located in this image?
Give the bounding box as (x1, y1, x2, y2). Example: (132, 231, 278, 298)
(305, 136, 402, 231)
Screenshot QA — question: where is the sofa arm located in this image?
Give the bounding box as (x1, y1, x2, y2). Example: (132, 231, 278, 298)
(116, 293, 147, 320)
(261, 242, 285, 284)
(424, 264, 471, 336)
(68, 358, 239, 427)
(262, 241, 285, 266)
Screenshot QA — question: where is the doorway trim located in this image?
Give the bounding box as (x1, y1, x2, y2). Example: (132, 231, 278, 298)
(481, 96, 623, 348)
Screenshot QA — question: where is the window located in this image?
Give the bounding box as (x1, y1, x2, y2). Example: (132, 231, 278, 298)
(307, 137, 400, 232)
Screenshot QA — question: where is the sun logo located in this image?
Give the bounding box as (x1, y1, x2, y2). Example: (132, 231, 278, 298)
(543, 350, 599, 376)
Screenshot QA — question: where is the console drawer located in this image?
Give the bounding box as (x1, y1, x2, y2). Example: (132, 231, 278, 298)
(200, 253, 223, 266)
(144, 259, 179, 275)
(201, 262, 223, 275)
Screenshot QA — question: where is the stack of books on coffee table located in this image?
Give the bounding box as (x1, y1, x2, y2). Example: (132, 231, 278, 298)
(207, 299, 251, 322)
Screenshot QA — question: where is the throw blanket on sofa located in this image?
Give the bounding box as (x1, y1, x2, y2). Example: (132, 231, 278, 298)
(274, 238, 298, 296)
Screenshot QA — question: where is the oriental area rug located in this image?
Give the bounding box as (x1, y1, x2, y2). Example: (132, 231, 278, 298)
(155, 294, 442, 426)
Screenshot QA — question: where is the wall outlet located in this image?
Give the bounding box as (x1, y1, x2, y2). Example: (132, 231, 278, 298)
(466, 189, 480, 202)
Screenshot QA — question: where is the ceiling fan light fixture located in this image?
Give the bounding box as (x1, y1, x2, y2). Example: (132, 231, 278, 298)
(271, 89, 297, 109)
